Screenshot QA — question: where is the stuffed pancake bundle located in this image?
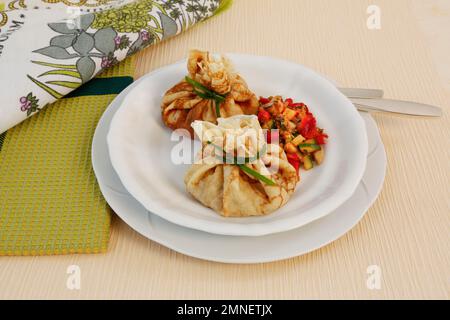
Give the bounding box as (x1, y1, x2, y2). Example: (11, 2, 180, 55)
(161, 50, 259, 136)
(184, 115, 299, 217)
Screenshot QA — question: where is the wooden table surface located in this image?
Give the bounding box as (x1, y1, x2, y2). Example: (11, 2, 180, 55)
(1, 0, 449, 299)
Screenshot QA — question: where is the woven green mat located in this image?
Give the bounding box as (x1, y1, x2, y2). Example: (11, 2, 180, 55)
(0, 58, 134, 256)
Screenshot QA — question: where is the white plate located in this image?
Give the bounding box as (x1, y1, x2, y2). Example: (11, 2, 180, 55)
(106, 54, 368, 236)
(92, 82, 386, 263)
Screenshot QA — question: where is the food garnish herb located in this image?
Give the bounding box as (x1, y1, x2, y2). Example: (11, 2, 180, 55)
(185, 76, 226, 117)
(206, 141, 276, 186)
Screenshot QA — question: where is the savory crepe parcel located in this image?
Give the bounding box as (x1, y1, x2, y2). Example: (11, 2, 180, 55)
(184, 115, 299, 217)
(161, 50, 259, 137)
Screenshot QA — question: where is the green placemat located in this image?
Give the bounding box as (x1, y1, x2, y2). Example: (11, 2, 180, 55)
(0, 58, 134, 256)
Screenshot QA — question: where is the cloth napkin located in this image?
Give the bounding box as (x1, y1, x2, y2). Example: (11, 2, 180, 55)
(0, 58, 134, 255)
(0, 0, 231, 255)
(0, 0, 230, 133)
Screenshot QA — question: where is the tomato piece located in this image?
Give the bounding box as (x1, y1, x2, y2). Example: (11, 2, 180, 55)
(287, 152, 301, 163)
(315, 133, 328, 145)
(307, 127, 320, 140)
(285, 98, 293, 106)
(258, 108, 271, 123)
(291, 161, 300, 173)
(287, 153, 301, 174)
(259, 97, 271, 104)
(297, 114, 317, 139)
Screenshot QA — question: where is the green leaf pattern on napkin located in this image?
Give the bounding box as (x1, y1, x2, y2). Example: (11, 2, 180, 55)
(21, 0, 221, 116)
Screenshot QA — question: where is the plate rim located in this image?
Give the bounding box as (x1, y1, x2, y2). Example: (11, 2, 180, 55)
(106, 53, 369, 236)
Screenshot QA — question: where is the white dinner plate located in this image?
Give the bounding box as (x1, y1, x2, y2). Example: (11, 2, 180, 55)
(106, 54, 368, 236)
(92, 80, 386, 263)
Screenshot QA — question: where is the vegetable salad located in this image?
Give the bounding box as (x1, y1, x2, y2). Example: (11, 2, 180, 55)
(257, 96, 328, 174)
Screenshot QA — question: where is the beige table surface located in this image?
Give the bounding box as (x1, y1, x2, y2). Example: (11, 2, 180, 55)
(1, 0, 449, 299)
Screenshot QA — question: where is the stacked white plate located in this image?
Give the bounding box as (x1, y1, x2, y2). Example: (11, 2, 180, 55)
(92, 54, 386, 263)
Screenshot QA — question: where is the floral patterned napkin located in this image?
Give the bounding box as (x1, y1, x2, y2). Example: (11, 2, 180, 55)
(0, 0, 230, 133)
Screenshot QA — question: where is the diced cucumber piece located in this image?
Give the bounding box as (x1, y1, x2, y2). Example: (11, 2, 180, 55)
(298, 143, 321, 153)
(303, 155, 313, 170)
(314, 147, 324, 165)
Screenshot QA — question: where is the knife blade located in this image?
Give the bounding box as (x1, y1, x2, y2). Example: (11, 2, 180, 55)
(350, 98, 442, 117)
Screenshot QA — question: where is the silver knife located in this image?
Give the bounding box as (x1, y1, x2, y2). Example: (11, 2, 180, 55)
(350, 98, 442, 117)
(338, 88, 384, 99)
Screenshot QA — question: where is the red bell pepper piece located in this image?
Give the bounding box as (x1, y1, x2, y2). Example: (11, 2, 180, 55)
(259, 97, 271, 104)
(290, 102, 306, 108)
(258, 108, 271, 123)
(297, 113, 317, 139)
(315, 132, 328, 145)
(287, 152, 301, 174)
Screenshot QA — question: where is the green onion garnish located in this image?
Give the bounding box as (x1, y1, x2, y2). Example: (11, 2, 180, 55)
(206, 141, 276, 186)
(214, 100, 221, 118)
(237, 164, 276, 186)
(185, 76, 226, 118)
